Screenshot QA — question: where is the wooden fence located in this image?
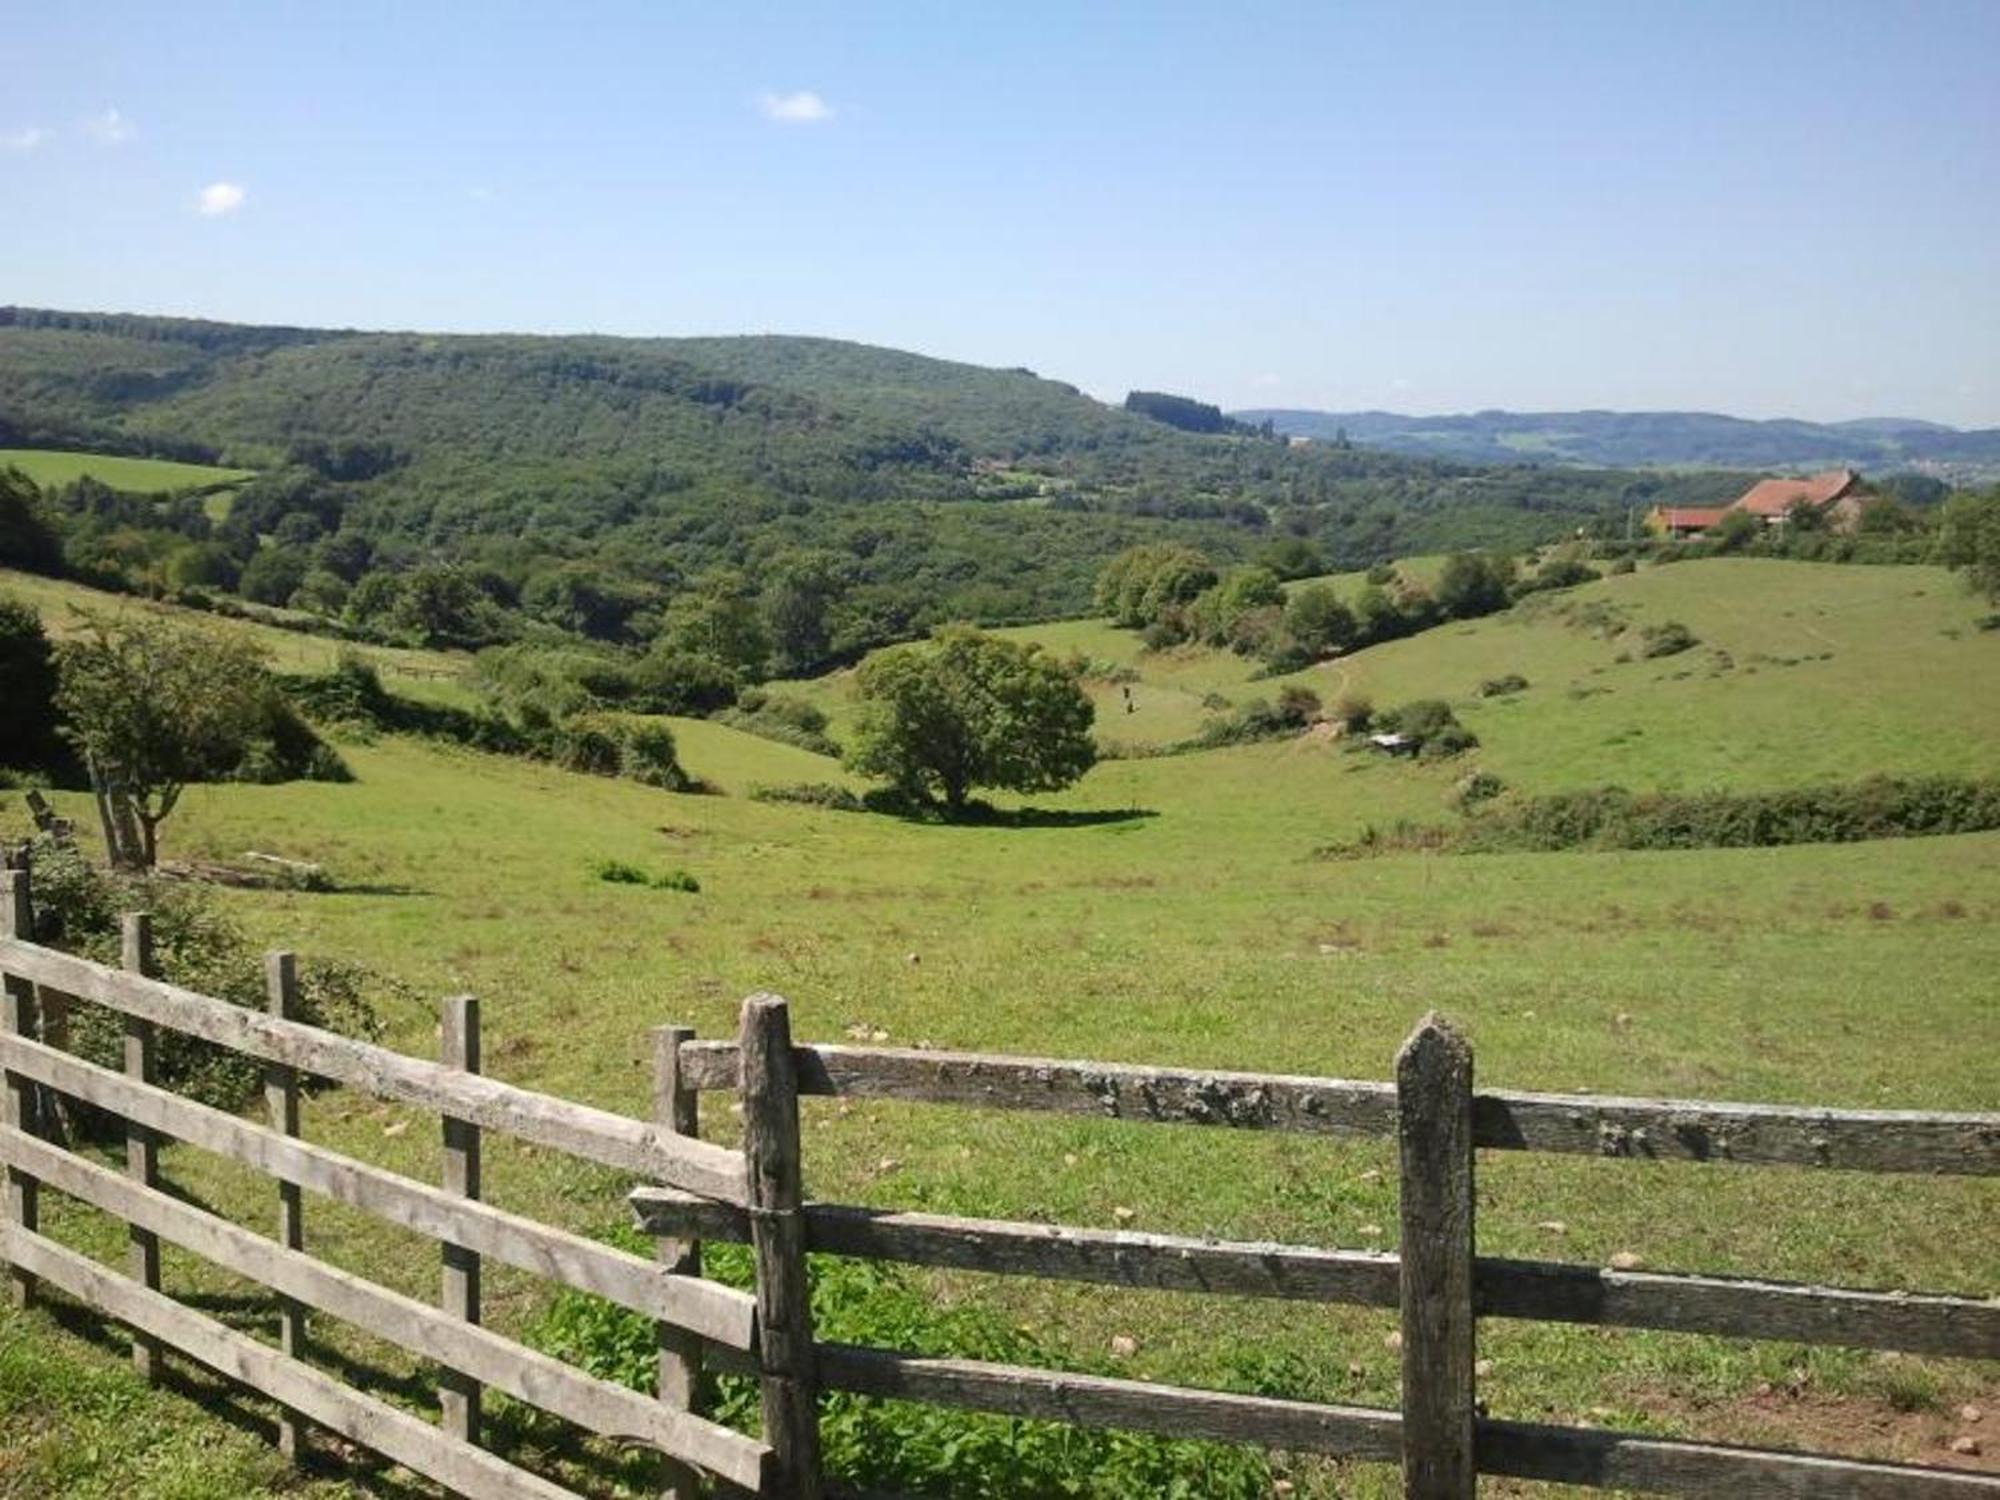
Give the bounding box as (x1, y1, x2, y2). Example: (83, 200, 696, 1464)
(0, 854, 1995, 1498)
(632, 1010, 2000, 1500)
(0, 868, 774, 1497)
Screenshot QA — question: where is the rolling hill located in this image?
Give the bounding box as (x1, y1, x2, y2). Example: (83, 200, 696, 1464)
(1236, 406, 2000, 478)
(0, 308, 1750, 633)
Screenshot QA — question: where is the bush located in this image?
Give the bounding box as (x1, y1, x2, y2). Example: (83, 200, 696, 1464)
(1321, 776, 2000, 857)
(1640, 620, 1699, 658)
(617, 721, 690, 790)
(1477, 674, 1529, 698)
(592, 858, 650, 885)
(530, 1236, 1276, 1499)
(1330, 692, 1373, 732)
(1375, 699, 1478, 758)
(1609, 556, 1637, 576)
(22, 837, 391, 1113)
(1451, 770, 1506, 811)
(718, 691, 839, 757)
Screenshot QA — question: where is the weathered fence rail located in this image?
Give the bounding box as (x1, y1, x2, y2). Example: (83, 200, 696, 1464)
(0, 870, 773, 1497)
(639, 1013, 2000, 1499)
(2, 853, 1996, 1499)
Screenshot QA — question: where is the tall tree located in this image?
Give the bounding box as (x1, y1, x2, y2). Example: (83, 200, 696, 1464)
(846, 627, 1096, 814)
(55, 615, 278, 868)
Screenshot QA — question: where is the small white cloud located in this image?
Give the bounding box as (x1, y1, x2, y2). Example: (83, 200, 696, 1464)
(1, 127, 47, 153)
(196, 181, 246, 216)
(85, 108, 134, 145)
(758, 90, 834, 124)
(467, 185, 496, 202)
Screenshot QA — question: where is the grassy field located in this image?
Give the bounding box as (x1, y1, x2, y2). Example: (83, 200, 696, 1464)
(1, 448, 255, 520)
(0, 567, 474, 707)
(0, 560, 1995, 1496)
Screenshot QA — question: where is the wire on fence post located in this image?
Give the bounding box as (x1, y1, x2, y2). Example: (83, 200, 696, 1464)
(1396, 1012, 1477, 1500)
(2, 868, 39, 1310)
(124, 912, 162, 1383)
(440, 994, 483, 1448)
(652, 1023, 704, 1500)
(740, 994, 822, 1498)
(265, 950, 308, 1460)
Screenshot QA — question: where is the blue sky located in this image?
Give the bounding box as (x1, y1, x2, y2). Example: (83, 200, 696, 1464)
(6, 1, 1997, 424)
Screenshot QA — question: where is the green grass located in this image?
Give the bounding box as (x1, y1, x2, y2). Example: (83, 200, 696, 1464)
(0, 567, 474, 707)
(1, 448, 253, 504)
(1, 558, 1995, 1495)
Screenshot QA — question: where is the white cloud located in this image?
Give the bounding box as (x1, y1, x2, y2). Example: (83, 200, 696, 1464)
(85, 108, 133, 145)
(1, 127, 47, 153)
(467, 185, 496, 202)
(758, 90, 834, 124)
(196, 181, 246, 216)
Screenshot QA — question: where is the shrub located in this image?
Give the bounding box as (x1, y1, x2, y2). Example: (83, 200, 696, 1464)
(592, 858, 650, 885)
(718, 691, 839, 757)
(24, 836, 390, 1113)
(1451, 769, 1506, 811)
(1330, 692, 1373, 732)
(1275, 684, 1322, 723)
(549, 721, 621, 775)
(1322, 776, 2000, 857)
(1478, 673, 1529, 697)
(530, 1236, 1276, 1499)
(1376, 699, 1477, 758)
(617, 721, 689, 790)
(1609, 556, 1637, 575)
(652, 868, 700, 893)
(1640, 620, 1699, 658)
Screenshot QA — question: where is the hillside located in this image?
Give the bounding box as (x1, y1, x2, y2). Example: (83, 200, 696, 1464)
(1237, 406, 2000, 479)
(2, 558, 1994, 1496)
(0, 308, 1750, 636)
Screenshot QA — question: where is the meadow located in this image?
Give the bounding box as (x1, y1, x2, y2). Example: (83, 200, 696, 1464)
(0, 558, 1994, 1496)
(0, 448, 254, 520)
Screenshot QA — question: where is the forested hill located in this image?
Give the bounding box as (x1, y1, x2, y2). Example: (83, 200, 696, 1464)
(0, 307, 1742, 640)
(1237, 405, 2000, 478)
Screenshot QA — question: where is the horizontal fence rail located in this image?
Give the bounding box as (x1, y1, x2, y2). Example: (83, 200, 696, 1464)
(629, 1191, 2000, 1360)
(0, 937, 748, 1202)
(0, 1032, 755, 1350)
(644, 1013, 2000, 1499)
(0, 884, 773, 1500)
(675, 1038, 2000, 1175)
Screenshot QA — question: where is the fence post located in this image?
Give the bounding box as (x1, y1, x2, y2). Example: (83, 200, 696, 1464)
(2, 868, 39, 1309)
(124, 913, 162, 1383)
(265, 951, 308, 1460)
(739, 994, 822, 1498)
(1396, 1012, 1477, 1500)
(440, 995, 482, 1447)
(652, 1024, 703, 1500)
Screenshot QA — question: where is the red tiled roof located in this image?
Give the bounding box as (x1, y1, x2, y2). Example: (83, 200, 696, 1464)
(1731, 468, 1858, 517)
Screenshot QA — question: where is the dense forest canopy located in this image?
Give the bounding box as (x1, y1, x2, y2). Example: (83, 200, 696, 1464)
(0, 306, 1763, 665)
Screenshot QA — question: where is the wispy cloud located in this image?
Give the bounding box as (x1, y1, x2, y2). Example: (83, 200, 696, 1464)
(85, 107, 134, 145)
(757, 90, 834, 124)
(196, 181, 246, 216)
(2, 127, 48, 154)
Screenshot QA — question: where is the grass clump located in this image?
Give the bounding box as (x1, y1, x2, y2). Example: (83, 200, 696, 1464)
(1374, 698, 1477, 758)
(1478, 673, 1529, 697)
(749, 781, 866, 812)
(1639, 620, 1699, 658)
(531, 1237, 1276, 1499)
(590, 857, 700, 892)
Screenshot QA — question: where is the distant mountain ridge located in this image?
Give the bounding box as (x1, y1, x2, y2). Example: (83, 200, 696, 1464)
(1233, 407, 2000, 478)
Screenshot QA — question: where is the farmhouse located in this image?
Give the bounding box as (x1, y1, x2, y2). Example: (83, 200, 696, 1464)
(1645, 467, 1862, 539)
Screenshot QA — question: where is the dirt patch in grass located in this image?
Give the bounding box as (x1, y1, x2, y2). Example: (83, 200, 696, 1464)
(1632, 1383, 1998, 1474)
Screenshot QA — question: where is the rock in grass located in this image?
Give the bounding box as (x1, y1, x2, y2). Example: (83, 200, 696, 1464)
(1608, 1250, 1644, 1270)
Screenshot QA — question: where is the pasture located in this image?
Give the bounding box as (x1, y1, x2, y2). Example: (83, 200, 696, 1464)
(0, 448, 254, 519)
(0, 559, 1994, 1496)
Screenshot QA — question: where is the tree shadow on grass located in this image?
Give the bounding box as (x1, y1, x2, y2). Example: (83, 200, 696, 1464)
(882, 799, 1160, 830)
